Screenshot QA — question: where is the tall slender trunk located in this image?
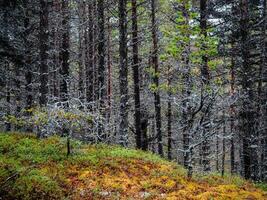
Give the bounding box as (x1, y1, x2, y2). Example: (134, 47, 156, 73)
(221, 111, 226, 177)
(151, 0, 163, 157)
(181, 1, 192, 176)
(59, 0, 70, 106)
(5, 67, 11, 131)
(167, 65, 172, 160)
(51, 0, 60, 100)
(78, 2, 84, 103)
(259, 0, 267, 181)
(230, 42, 236, 174)
(107, 16, 112, 121)
(3, 6, 11, 132)
(239, 0, 256, 180)
(85, 2, 94, 109)
(93, 0, 98, 105)
(97, 0, 106, 139)
(132, 0, 142, 149)
(200, 0, 210, 84)
(216, 135, 219, 172)
(118, 0, 128, 146)
(15, 66, 21, 130)
(200, 0, 211, 172)
(24, 1, 33, 132)
(39, 0, 49, 106)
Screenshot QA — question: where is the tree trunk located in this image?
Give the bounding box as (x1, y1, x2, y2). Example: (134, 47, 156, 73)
(97, 0, 106, 139)
(131, 0, 142, 149)
(78, 2, 84, 103)
(230, 42, 236, 174)
(3, 9, 10, 131)
(85, 2, 94, 109)
(221, 112, 226, 177)
(24, 0, 33, 132)
(151, 0, 163, 157)
(200, 0, 211, 172)
(118, 0, 128, 146)
(93, 0, 98, 104)
(59, 0, 70, 106)
(21, 1, 32, 129)
(107, 16, 112, 122)
(258, 0, 267, 181)
(181, 0, 192, 175)
(167, 67, 172, 160)
(200, 0, 210, 84)
(239, 0, 257, 180)
(39, 0, 49, 106)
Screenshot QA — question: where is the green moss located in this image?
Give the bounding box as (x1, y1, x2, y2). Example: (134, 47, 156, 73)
(12, 169, 64, 200)
(95, 144, 169, 164)
(255, 182, 267, 192)
(0, 133, 18, 153)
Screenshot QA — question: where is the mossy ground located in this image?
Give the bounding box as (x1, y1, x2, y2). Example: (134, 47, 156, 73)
(0, 133, 266, 200)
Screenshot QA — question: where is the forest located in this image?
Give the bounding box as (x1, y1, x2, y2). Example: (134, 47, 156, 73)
(0, 0, 267, 199)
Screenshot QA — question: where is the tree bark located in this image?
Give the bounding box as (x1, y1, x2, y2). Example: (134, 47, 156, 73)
(230, 42, 236, 174)
(85, 2, 94, 109)
(258, 0, 267, 181)
(200, 0, 211, 172)
(107, 16, 112, 122)
(39, 0, 49, 106)
(200, 0, 210, 84)
(221, 112, 226, 177)
(167, 66, 172, 160)
(131, 0, 142, 150)
(239, 0, 257, 180)
(78, 2, 84, 103)
(97, 0, 106, 139)
(151, 0, 163, 157)
(59, 0, 70, 106)
(118, 0, 128, 146)
(24, 0, 32, 119)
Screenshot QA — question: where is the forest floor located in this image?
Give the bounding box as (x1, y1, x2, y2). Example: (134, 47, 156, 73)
(0, 133, 267, 200)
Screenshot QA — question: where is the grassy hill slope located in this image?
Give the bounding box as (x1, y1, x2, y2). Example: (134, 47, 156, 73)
(0, 133, 266, 200)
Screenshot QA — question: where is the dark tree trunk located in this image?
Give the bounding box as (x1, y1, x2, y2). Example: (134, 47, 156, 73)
(216, 135, 219, 172)
(200, 0, 210, 84)
(259, 0, 267, 181)
(200, 0, 211, 172)
(93, 0, 98, 103)
(107, 16, 112, 121)
(39, 0, 49, 106)
(131, 0, 142, 150)
(51, 0, 60, 100)
(141, 110, 149, 151)
(230, 42, 236, 174)
(59, 0, 70, 106)
(221, 112, 226, 177)
(5, 64, 11, 132)
(239, 0, 257, 180)
(3, 10, 11, 131)
(118, 0, 128, 146)
(15, 65, 21, 131)
(97, 0, 106, 139)
(24, 1, 33, 131)
(78, 2, 84, 103)
(167, 81, 172, 160)
(86, 2, 94, 108)
(151, 0, 163, 157)
(181, 1, 192, 176)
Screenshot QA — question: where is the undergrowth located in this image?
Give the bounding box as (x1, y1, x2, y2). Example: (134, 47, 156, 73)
(0, 133, 266, 200)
